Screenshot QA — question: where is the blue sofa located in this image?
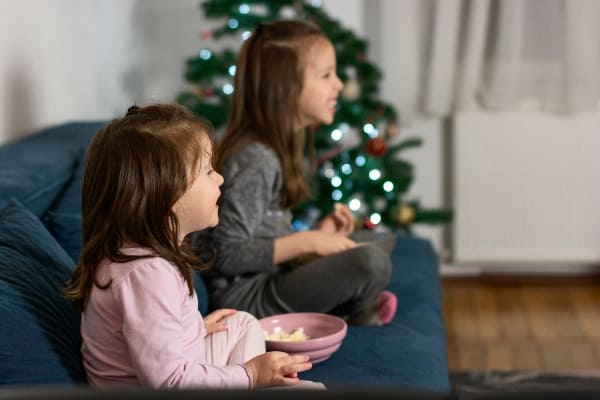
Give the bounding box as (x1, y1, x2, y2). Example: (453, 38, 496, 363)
(0, 122, 450, 394)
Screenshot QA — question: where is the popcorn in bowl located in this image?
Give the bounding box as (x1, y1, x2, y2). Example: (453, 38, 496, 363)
(264, 326, 310, 342)
(259, 313, 347, 364)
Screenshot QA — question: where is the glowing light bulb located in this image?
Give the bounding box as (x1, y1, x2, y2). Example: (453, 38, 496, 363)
(330, 129, 342, 141)
(363, 123, 379, 138)
(341, 163, 352, 175)
(349, 199, 361, 211)
(228, 18, 239, 29)
(199, 49, 212, 60)
(239, 4, 250, 14)
(368, 169, 381, 181)
(222, 83, 234, 95)
(369, 213, 382, 224)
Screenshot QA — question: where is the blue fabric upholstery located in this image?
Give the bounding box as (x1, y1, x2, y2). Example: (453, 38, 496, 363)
(44, 211, 82, 262)
(0, 200, 85, 385)
(0, 123, 102, 217)
(42, 130, 89, 260)
(0, 122, 449, 394)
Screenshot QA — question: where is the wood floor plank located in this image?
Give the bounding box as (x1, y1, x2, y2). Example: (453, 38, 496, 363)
(443, 277, 600, 372)
(520, 285, 583, 342)
(474, 284, 501, 341)
(445, 282, 480, 341)
(512, 341, 543, 371)
(446, 339, 460, 371)
(455, 341, 485, 371)
(485, 342, 513, 371)
(493, 286, 532, 340)
(569, 342, 600, 370)
(569, 285, 600, 340)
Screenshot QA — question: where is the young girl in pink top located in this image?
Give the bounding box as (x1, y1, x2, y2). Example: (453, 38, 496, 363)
(64, 104, 322, 390)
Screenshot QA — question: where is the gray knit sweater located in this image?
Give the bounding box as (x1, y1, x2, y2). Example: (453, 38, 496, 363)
(189, 141, 293, 292)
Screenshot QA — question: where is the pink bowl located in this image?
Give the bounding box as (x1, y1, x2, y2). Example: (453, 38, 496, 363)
(259, 312, 347, 364)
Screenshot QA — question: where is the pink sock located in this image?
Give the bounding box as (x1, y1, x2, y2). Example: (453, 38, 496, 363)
(377, 290, 397, 325)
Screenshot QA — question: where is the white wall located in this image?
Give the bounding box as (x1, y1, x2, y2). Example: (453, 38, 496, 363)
(0, 0, 205, 143)
(453, 110, 600, 264)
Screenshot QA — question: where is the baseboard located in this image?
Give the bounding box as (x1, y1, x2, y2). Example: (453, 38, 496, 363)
(440, 261, 600, 279)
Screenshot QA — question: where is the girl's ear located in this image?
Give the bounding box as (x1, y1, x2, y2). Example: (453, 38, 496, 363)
(171, 201, 180, 218)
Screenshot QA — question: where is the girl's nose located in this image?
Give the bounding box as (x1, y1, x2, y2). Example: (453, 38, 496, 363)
(216, 171, 224, 186)
(335, 76, 343, 91)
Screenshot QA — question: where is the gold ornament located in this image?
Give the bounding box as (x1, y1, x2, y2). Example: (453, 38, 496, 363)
(396, 204, 415, 225)
(386, 123, 400, 139)
(342, 79, 361, 101)
(191, 85, 203, 97)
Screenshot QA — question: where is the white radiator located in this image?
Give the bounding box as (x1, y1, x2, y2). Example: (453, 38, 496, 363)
(452, 111, 600, 264)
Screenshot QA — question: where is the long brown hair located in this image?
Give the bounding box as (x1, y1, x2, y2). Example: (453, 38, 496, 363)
(216, 19, 328, 208)
(64, 104, 213, 310)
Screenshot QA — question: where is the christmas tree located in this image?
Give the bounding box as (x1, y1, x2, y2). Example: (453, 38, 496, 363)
(177, 0, 452, 232)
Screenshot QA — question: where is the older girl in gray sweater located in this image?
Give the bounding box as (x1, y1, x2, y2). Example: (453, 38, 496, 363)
(189, 20, 396, 326)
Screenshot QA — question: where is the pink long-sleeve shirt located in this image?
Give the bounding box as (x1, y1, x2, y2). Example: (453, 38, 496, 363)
(81, 249, 250, 389)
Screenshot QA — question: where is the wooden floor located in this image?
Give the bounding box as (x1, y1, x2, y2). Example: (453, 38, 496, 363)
(442, 276, 600, 372)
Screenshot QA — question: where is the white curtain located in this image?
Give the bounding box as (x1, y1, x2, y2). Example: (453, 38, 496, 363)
(387, 0, 600, 118)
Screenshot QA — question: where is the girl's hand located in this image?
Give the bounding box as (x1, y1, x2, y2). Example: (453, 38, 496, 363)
(317, 203, 354, 235)
(309, 231, 357, 256)
(243, 351, 312, 388)
(204, 308, 237, 336)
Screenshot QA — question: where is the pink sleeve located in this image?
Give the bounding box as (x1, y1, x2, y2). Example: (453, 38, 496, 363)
(112, 260, 250, 389)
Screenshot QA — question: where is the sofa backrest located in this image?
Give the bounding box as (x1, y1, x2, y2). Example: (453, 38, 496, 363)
(0, 122, 104, 218)
(0, 122, 103, 385)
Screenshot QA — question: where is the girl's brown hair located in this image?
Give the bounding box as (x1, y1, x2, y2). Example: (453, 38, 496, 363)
(64, 104, 213, 310)
(215, 19, 328, 208)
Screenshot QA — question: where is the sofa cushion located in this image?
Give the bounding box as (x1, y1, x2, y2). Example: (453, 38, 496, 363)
(0, 150, 75, 218)
(0, 122, 104, 218)
(43, 211, 83, 263)
(0, 199, 85, 385)
(42, 150, 85, 262)
(49, 151, 85, 216)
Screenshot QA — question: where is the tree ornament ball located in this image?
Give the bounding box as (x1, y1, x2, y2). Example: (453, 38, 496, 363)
(396, 204, 415, 225)
(387, 123, 400, 139)
(342, 79, 361, 101)
(191, 85, 203, 97)
(200, 29, 213, 40)
(364, 218, 376, 230)
(365, 137, 387, 157)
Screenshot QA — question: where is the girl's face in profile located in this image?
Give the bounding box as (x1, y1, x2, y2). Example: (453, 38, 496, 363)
(172, 136, 224, 240)
(298, 39, 344, 128)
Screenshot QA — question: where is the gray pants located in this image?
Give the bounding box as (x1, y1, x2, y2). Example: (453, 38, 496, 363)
(211, 232, 395, 322)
